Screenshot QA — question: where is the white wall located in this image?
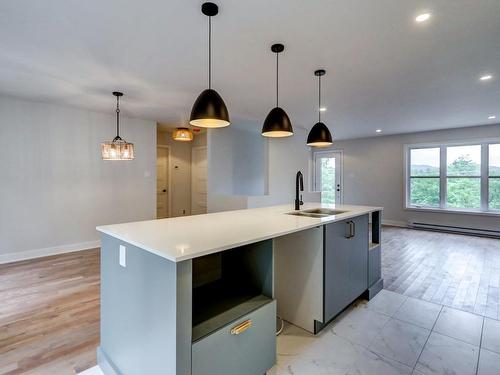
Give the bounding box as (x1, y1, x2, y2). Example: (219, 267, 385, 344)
(207, 126, 267, 197)
(0, 97, 156, 262)
(207, 125, 320, 212)
(264, 127, 320, 206)
(327, 124, 500, 230)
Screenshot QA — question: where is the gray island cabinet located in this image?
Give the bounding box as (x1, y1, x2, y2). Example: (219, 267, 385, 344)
(96, 204, 382, 375)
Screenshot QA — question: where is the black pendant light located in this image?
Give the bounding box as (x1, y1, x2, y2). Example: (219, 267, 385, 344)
(190, 2, 230, 128)
(307, 69, 333, 147)
(262, 44, 293, 137)
(101, 92, 135, 160)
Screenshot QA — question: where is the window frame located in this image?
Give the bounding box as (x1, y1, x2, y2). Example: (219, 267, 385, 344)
(488, 143, 500, 211)
(404, 138, 500, 216)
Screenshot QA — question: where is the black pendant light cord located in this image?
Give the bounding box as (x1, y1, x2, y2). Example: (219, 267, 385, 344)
(115, 95, 121, 141)
(208, 15, 212, 89)
(113, 95, 121, 141)
(318, 74, 321, 122)
(276, 52, 279, 107)
(116, 96, 120, 136)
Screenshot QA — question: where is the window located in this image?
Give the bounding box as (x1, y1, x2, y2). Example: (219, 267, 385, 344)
(406, 141, 500, 214)
(490, 144, 500, 210)
(409, 148, 440, 207)
(446, 145, 481, 209)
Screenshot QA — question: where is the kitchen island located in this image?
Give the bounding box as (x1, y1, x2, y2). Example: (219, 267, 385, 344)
(96, 203, 383, 375)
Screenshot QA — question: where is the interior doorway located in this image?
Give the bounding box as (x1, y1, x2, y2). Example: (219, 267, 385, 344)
(314, 150, 343, 204)
(156, 146, 170, 218)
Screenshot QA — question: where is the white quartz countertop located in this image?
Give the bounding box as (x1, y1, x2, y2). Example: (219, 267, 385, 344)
(96, 203, 382, 262)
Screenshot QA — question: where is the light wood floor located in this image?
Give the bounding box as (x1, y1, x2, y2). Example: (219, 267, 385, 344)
(383, 227, 500, 319)
(0, 249, 100, 375)
(1, 228, 500, 374)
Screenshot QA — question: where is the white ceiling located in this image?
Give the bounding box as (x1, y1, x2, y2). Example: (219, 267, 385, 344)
(1, 0, 500, 139)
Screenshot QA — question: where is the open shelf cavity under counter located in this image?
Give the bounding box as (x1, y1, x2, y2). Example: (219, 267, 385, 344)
(191, 239, 274, 342)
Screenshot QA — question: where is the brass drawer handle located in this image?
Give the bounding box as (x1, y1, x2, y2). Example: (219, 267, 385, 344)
(230, 320, 252, 335)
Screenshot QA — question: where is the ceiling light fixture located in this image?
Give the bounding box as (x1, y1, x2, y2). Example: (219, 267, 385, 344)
(307, 70, 333, 147)
(480, 74, 493, 81)
(262, 44, 293, 138)
(189, 2, 230, 128)
(376, 129, 382, 133)
(172, 127, 194, 141)
(488, 115, 496, 120)
(101, 92, 134, 160)
(415, 13, 431, 22)
(319, 107, 327, 112)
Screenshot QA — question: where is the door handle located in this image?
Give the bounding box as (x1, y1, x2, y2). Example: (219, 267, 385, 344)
(345, 221, 354, 239)
(162, 189, 167, 193)
(345, 222, 351, 238)
(230, 320, 252, 335)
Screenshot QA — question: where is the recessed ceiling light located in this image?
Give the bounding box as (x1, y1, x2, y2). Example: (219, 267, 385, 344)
(319, 107, 327, 112)
(480, 74, 493, 81)
(375, 129, 382, 133)
(415, 13, 431, 23)
(488, 115, 496, 120)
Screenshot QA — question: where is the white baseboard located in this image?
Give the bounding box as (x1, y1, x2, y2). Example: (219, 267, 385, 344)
(0, 240, 101, 265)
(382, 219, 408, 228)
(78, 366, 104, 375)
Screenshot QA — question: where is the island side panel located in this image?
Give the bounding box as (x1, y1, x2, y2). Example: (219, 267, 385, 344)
(367, 210, 383, 299)
(98, 234, 192, 375)
(273, 227, 324, 333)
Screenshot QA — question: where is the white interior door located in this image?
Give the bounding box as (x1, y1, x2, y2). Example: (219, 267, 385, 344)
(191, 146, 207, 215)
(314, 151, 343, 204)
(156, 147, 169, 218)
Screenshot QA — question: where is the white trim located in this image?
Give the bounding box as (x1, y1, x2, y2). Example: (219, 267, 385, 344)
(191, 145, 208, 214)
(156, 145, 172, 218)
(382, 219, 408, 228)
(0, 240, 100, 265)
(404, 139, 500, 214)
(404, 137, 500, 149)
(312, 149, 344, 204)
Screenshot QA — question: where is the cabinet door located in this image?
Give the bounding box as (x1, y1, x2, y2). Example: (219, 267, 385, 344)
(324, 221, 352, 321)
(349, 215, 369, 298)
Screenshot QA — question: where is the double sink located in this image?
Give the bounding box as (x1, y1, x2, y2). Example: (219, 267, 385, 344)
(286, 208, 347, 218)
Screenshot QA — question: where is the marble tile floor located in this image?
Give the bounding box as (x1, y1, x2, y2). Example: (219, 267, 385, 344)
(79, 290, 500, 375)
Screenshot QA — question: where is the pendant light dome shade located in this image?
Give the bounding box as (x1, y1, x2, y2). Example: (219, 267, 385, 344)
(172, 127, 194, 141)
(262, 107, 293, 137)
(307, 69, 333, 147)
(262, 43, 293, 138)
(307, 122, 333, 146)
(189, 2, 230, 128)
(190, 89, 229, 128)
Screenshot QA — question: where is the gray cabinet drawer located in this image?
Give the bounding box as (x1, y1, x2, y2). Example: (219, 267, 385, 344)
(192, 300, 276, 375)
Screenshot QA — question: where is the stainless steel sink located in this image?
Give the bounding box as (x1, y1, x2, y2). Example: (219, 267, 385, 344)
(286, 208, 347, 218)
(302, 208, 346, 215)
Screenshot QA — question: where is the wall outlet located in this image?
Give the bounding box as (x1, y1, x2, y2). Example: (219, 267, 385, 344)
(119, 245, 126, 267)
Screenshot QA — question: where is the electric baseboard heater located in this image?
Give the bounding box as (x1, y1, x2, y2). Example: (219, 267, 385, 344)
(410, 222, 500, 239)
